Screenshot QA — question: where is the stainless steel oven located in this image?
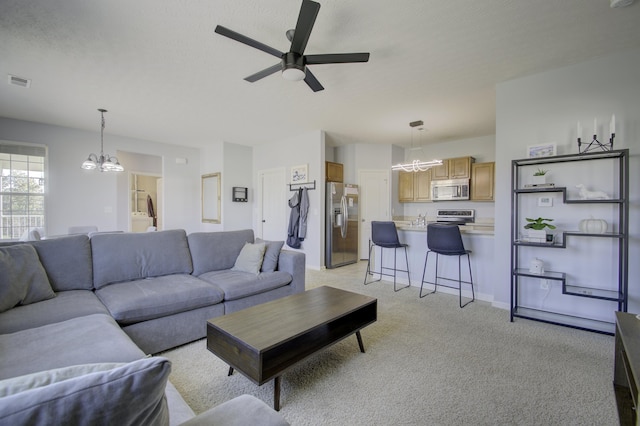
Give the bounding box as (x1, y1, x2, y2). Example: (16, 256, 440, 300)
(431, 179, 470, 201)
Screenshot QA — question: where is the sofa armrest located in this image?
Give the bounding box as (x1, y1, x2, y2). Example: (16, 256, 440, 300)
(276, 249, 305, 294)
(179, 394, 289, 426)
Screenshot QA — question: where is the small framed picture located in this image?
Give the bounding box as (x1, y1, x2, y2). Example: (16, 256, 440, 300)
(290, 164, 308, 183)
(538, 196, 553, 207)
(527, 143, 557, 158)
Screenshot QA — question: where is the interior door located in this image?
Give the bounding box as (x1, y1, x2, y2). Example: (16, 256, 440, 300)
(258, 168, 286, 241)
(358, 170, 390, 259)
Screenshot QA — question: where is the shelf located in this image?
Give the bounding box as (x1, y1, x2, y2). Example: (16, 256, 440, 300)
(512, 307, 615, 335)
(563, 284, 622, 302)
(512, 149, 627, 166)
(514, 240, 565, 248)
(515, 187, 566, 194)
(564, 198, 624, 204)
(563, 231, 624, 239)
(515, 187, 623, 203)
(511, 149, 628, 334)
(513, 268, 565, 281)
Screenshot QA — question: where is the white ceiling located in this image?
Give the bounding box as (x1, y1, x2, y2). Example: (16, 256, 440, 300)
(1, 0, 640, 149)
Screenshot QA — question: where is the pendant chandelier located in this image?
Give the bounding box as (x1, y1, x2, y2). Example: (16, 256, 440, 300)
(391, 120, 442, 172)
(81, 108, 123, 172)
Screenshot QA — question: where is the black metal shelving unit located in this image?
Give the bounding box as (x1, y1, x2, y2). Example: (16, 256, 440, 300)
(510, 149, 629, 335)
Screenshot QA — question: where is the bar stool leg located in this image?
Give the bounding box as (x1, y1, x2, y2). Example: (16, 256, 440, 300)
(459, 253, 475, 308)
(420, 251, 437, 298)
(364, 241, 382, 285)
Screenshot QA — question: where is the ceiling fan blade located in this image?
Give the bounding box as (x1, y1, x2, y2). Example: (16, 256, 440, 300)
(215, 25, 283, 58)
(244, 63, 282, 82)
(304, 69, 324, 92)
(290, 0, 320, 55)
(305, 53, 370, 65)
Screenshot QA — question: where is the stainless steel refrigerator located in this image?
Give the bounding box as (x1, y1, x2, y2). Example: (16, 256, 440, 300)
(325, 182, 359, 269)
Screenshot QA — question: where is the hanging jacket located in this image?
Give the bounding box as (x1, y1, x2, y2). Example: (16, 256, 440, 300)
(298, 187, 309, 240)
(287, 189, 302, 249)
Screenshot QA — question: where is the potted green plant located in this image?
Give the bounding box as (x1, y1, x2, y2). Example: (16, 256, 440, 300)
(524, 217, 556, 242)
(532, 168, 548, 185)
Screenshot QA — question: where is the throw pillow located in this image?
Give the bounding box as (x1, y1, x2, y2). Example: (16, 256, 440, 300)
(231, 242, 266, 275)
(255, 238, 284, 273)
(0, 357, 171, 426)
(0, 244, 55, 313)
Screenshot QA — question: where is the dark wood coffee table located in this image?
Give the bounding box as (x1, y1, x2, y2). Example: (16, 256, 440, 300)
(206, 286, 377, 410)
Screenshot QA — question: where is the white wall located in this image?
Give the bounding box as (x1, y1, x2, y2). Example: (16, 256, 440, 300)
(222, 142, 253, 231)
(0, 117, 202, 236)
(253, 130, 325, 269)
(495, 48, 640, 313)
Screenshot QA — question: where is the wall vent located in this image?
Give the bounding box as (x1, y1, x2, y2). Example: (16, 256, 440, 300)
(8, 74, 31, 88)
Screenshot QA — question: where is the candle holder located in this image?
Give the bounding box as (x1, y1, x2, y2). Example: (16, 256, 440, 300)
(577, 133, 614, 154)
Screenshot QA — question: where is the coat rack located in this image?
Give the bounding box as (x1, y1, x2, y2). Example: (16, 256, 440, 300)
(288, 180, 316, 191)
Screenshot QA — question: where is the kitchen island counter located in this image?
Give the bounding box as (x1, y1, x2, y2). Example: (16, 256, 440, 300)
(369, 225, 496, 303)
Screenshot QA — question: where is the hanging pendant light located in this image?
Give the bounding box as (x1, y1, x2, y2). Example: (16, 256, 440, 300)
(81, 108, 124, 172)
(392, 120, 442, 172)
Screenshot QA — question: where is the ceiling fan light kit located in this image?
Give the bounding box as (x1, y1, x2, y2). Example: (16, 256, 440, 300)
(214, 0, 370, 91)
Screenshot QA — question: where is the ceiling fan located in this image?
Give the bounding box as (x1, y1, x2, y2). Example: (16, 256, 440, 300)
(214, 0, 370, 92)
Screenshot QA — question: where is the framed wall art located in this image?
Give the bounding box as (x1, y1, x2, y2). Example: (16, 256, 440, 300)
(527, 143, 557, 158)
(290, 164, 308, 183)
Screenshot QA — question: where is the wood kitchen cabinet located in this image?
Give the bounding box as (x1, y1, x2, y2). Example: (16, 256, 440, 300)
(431, 156, 474, 180)
(398, 170, 431, 202)
(471, 162, 495, 201)
(326, 161, 343, 182)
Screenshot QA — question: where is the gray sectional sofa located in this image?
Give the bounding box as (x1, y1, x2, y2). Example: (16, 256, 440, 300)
(0, 228, 304, 425)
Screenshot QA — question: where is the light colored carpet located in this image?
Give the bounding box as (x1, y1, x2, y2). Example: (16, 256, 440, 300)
(161, 261, 617, 425)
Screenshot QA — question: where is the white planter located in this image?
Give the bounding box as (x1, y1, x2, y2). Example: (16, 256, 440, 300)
(526, 229, 547, 243)
(532, 175, 546, 185)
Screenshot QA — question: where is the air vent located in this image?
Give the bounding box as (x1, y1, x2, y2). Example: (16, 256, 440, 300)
(8, 74, 31, 88)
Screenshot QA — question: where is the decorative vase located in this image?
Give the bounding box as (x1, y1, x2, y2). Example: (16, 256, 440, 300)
(529, 258, 545, 274)
(579, 218, 608, 234)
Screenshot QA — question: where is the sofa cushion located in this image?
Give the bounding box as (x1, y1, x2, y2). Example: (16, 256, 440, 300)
(188, 229, 254, 276)
(0, 357, 171, 426)
(95, 274, 225, 325)
(91, 229, 193, 289)
(0, 290, 109, 335)
(32, 234, 94, 291)
(198, 270, 292, 301)
(256, 238, 285, 272)
(0, 244, 55, 313)
(231, 242, 266, 275)
(0, 313, 145, 380)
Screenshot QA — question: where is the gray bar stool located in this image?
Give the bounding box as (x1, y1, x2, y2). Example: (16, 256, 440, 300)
(363, 221, 410, 292)
(420, 223, 474, 307)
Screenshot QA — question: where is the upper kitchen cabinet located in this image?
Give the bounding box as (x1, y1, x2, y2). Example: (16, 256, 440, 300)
(326, 161, 344, 182)
(431, 156, 474, 180)
(471, 162, 495, 201)
(398, 170, 431, 202)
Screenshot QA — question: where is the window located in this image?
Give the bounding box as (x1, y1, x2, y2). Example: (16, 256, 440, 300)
(0, 142, 46, 240)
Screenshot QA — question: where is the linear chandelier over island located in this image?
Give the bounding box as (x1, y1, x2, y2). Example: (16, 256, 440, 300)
(392, 120, 442, 172)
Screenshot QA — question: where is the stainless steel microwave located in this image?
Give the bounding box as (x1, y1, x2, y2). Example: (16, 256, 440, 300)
(431, 179, 470, 201)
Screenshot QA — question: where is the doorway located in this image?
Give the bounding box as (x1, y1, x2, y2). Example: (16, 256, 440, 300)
(358, 169, 390, 259)
(130, 173, 162, 232)
(257, 168, 286, 241)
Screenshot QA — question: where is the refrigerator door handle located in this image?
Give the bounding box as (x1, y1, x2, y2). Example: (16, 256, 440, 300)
(340, 196, 348, 238)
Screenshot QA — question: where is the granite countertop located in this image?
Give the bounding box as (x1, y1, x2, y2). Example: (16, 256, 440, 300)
(394, 221, 494, 236)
